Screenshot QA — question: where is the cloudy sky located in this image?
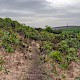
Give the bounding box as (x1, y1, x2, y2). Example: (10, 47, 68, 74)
(0, 0, 80, 27)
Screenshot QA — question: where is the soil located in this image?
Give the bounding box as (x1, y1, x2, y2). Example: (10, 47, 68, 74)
(0, 41, 80, 80)
(0, 41, 48, 80)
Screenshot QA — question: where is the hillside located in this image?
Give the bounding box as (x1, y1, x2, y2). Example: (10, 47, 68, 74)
(0, 18, 80, 80)
(54, 26, 80, 30)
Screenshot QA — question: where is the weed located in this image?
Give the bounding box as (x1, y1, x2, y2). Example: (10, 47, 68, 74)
(49, 51, 62, 62)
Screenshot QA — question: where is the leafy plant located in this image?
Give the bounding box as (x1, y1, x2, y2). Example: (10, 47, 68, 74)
(66, 48, 78, 62)
(49, 51, 62, 62)
(45, 25, 54, 33)
(41, 41, 53, 53)
(5, 45, 14, 53)
(58, 40, 69, 54)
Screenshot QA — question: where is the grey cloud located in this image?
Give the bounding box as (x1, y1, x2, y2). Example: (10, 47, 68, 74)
(0, 0, 80, 27)
(0, 0, 48, 10)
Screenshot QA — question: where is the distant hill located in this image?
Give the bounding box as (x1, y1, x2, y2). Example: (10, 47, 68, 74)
(54, 26, 80, 30)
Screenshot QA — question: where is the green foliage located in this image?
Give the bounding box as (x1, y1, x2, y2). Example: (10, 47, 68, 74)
(49, 51, 62, 62)
(66, 48, 78, 62)
(40, 31, 55, 41)
(4, 44, 14, 53)
(63, 27, 80, 34)
(45, 25, 54, 33)
(41, 41, 53, 53)
(59, 62, 69, 69)
(54, 34, 63, 43)
(67, 38, 80, 49)
(77, 33, 80, 40)
(0, 28, 20, 53)
(58, 40, 69, 53)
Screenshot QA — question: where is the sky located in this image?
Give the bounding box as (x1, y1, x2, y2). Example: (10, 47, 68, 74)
(0, 0, 80, 28)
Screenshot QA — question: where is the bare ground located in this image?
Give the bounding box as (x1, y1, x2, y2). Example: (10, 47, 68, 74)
(0, 41, 48, 80)
(0, 41, 80, 80)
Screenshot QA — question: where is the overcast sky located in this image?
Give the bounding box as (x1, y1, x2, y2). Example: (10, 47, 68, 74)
(0, 0, 80, 27)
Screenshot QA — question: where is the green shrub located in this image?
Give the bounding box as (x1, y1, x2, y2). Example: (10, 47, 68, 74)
(67, 38, 80, 49)
(4, 44, 14, 53)
(49, 51, 62, 62)
(0, 29, 20, 53)
(40, 31, 55, 41)
(66, 48, 78, 62)
(4, 43, 14, 53)
(44, 25, 54, 33)
(58, 40, 69, 53)
(41, 41, 53, 53)
(5, 46, 14, 53)
(54, 34, 63, 42)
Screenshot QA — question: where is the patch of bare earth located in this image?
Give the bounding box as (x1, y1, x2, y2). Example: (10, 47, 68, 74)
(0, 41, 47, 80)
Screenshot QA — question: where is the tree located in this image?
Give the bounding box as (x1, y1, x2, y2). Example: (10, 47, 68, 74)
(45, 25, 53, 33)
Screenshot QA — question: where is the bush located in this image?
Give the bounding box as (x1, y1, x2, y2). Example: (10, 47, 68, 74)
(54, 34, 62, 43)
(40, 31, 55, 41)
(5, 46, 14, 53)
(49, 51, 62, 62)
(67, 38, 80, 49)
(2, 42, 15, 53)
(41, 41, 53, 53)
(58, 40, 69, 54)
(44, 25, 54, 33)
(66, 48, 78, 62)
(0, 29, 20, 52)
